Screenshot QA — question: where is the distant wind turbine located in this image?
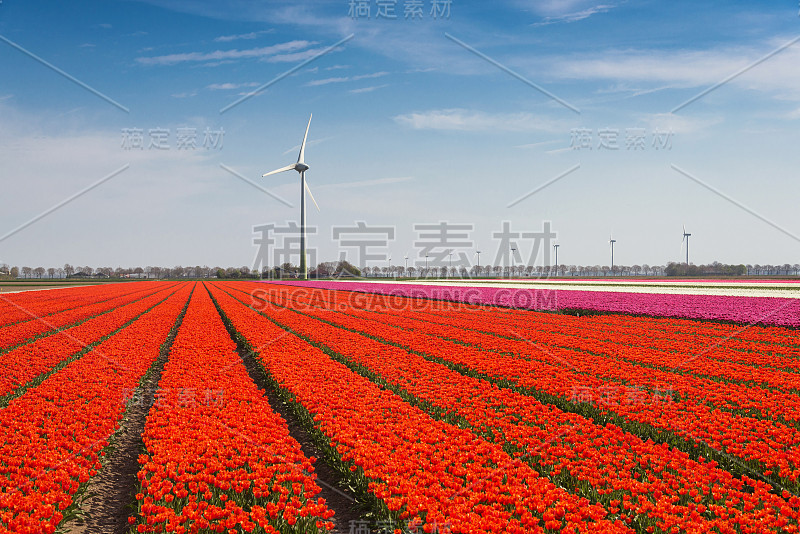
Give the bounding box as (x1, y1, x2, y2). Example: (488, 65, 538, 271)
(682, 224, 691, 265)
(609, 234, 617, 275)
(262, 114, 320, 280)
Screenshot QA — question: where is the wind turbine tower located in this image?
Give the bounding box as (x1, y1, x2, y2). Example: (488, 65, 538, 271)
(682, 225, 691, 265)
(553, 244, 559, 276)
(262, 114, 320, 280)
(609, 234, 617, 274)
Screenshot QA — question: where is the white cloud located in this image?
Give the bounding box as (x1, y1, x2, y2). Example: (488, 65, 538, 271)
(393, 109, 568, 133)
(214, 30, 274, 42)
(305, 71, 388, 87)
(136, 40, 315, 66)
(207, 82, 260, 90)
(305, 76, 349, 87)
(639, 113, 722, 134)
(532, 3, 615, 26)
(514, 140, 560, 149)
(349, 84, 388, 94)
(548, 38, 800, 100)
(318, 177, 414, 189)
(264, 46, 341, 63)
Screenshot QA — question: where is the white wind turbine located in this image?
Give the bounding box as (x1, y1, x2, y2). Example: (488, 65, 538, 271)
(609, 233, 617, 275)
(262, 114, 320, 280)
(682, 224, 691, 265)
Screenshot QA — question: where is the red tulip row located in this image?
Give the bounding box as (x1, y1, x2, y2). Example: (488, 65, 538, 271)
(244, 283, 800, 423)
(278, 283, 800, 370)
(0, 283, 181, 399)
(208, 283, 629, 534)
(0, 282, 193, 534)
(323, 291, 800, 422)
(0, 282, 175, 351)
(302, 285, 800, 388)
(236, 283, 800, 487)
(404, 302, 800, 392)
(0, 282, 161, 329)
(223, 283, 800, 533)
(130, 285, 335, 534)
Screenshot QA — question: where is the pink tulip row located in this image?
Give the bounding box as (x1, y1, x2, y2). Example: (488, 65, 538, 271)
(273, 281, 800, 327)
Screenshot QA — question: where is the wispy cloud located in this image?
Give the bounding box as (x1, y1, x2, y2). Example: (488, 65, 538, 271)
(281, 136, 335, 155)
(214, 30, 274, 42)
(532, 3, 615, 26)
(306, 76, 348, 87)
(319, 177, 414, 189)
(171, 91, 197, 98)
(639, 112, 722, 134)
(349, 84, 388, 94)
(549, 38, 800, 99)
(305, 71, 388, 87)
(207, 82, 260, 90)
(266, 46, 344, 63)
(136, 40, 315, 66)
(394, 108, 568, 133)
(514, 140, 560, 149)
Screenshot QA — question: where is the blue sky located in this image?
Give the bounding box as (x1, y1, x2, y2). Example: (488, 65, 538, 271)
(1, 0, 799, 270)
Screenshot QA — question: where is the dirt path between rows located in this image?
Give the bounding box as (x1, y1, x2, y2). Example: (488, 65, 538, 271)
(63, 356, 166, 534)
(237, 347, 365, 534)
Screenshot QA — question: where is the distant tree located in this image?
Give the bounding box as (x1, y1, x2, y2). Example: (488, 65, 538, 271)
(22, 266, 32, 278)
(10, 266, 19, 278)
(47, 267, 55, 278)
(334, 260, 361, 278)
(56, 267, 64, 278)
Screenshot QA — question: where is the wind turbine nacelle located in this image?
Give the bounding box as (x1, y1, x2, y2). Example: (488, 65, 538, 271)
(295, 163, 309, 172)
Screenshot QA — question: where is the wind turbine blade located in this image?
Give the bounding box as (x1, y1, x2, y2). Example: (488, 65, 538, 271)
(304, 180, 320, 211)
(262, 163, 297, 177)
(298, 113, 312, 164)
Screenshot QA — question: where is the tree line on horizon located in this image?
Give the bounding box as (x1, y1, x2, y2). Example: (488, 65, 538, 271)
(1, 261, 797, 280)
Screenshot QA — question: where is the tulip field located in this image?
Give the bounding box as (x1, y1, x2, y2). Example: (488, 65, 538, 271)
(1, 281, 799, 534)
